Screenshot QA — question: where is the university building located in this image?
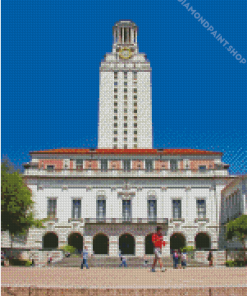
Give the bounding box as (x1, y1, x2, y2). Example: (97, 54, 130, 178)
(2, 20, 239, 257)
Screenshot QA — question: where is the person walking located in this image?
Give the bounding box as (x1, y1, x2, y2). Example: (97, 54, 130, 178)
(181, 251, 187, 269)
(151, 226, 167, 272)
(143, 255, 149, 267)
(178, 249, 182, 269)
(81, 246, 90, 269)
(208, 251, 213, 267)
(173, 249, 179, 269)
(119, 253, 127, 267)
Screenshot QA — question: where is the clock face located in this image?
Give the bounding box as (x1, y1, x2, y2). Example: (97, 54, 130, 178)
(119, 47, 132, 59)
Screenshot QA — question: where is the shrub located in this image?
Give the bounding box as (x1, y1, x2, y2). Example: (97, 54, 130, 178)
(182, 246, 194, 252)
(9, 259, 32, 266)
(226, 260, 236, 267)
(60, 245, 76, 254)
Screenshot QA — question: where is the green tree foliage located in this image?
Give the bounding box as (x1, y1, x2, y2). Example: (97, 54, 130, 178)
(1, 159, 45, 245)
(226, 215, 247, 262)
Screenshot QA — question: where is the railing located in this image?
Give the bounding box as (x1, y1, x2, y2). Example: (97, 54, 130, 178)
(84, 218, 168, 224)
(24, 168, 228, 177)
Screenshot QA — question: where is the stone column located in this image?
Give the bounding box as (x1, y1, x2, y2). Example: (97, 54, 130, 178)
(84, 236, 93, 254)
(109, 236, 118, 257)
(162, 240, 170, 256)
(136, 236, 145, 257)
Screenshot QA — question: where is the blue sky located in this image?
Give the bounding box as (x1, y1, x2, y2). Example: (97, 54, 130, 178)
(2, 0, 247, 175)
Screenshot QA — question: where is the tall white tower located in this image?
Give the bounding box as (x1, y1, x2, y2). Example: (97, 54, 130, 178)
(98, 20, 152, 149)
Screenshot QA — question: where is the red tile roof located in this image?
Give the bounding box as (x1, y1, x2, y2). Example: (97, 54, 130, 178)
(30, 148, 223, 156)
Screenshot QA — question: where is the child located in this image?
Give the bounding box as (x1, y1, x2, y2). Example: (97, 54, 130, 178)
(181, 251, 187, 269)
(119, 253, 127, 267)
(173, 249, 179, 269)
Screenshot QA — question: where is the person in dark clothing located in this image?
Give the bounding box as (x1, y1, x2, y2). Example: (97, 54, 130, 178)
(208, 251, 213, 267)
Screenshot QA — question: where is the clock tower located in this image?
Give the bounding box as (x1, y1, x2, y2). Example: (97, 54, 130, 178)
(98, 20, 152, 149)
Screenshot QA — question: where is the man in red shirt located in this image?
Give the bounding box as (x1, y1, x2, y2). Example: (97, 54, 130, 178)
(151, 226, 166, 272)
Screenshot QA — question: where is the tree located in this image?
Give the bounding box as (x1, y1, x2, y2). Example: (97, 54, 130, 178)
(1, 159, 45, 247)
(226, 215, 247, 263)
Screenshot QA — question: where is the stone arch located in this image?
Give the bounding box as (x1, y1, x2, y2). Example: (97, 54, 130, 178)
(43, 232, 58, 249)
(68, 232, 83, 252)
(195, 232, 211, 250)
(170, 232, 186, 251)
(119, 233, 135, 255)
(93, 233, 109, 255)
(145, 233, 154, 254)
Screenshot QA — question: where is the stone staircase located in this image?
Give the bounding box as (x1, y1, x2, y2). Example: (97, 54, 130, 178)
(53, 255, 209, 268)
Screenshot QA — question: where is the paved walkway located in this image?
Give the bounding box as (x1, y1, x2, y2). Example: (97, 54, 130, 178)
(1, 267, 247, 289)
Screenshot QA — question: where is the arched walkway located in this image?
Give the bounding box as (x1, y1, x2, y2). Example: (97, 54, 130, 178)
(145, 234, 154, 254)
(195, 233, 211, 250)
(93, 234, 109, 255)
(43, 232, 58, 249)
(119, 233, 135, 255)
(68, 233, 83, 252)
(170, 233, 186, 251)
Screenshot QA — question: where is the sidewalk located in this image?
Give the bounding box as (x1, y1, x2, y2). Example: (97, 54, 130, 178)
(2, 266, 247, 289)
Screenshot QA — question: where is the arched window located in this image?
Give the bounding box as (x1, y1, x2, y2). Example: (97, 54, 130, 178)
(43, 232, 58, 249)
(93, 234, 109, 255)
(119, 233, 135, 255)
(195, 233, 211, 250)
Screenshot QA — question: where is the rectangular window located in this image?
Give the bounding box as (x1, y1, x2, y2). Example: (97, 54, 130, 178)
(124, 88, 127, 93)
(124, 137, 127, 141)
(148, 200, 157, 221)
(114, 102, 118, 107)
(113, 145, 117, 149)
(114, 116, 118, 120)
(134, 116, 137, 121)
(123, 159, 131, 172)
(134, 144, 137, 148)
(134, 130, 137, 135)
(101, 160, 108, 172)
(76, 159, 83, 170)
(114, 130, 118, 134)
(170, 160, 178, 171)
(114, 82, 118, 86)
(134, 102, 137, 107)
(133, 88, 137, 93)
(145, 160, 153, 172)
(124, 72, 127, 79)
(124, 144, 128, 149)
(124, 130, 127, 135)
(122, 200, 131, 221)
(134, 109, 137, 113)
(114, 123, 118, 128)
(114, 72, 118, 79)
(124, 82, 127, 86)
(97, 199, 106, 221)
(124, 109, 127, 113)
(114, 109, 118, 113)
(124, 123, 127, 128)
(124, 116, 127, 121)
(134, 123, 137, 128)
(47, 165, 55, 172)
(124, 95, 127, 100)
(114, 137, 117, 142)
(114, 95, 118, 99)
(134, 137, 137, 142)
(133, 72, 137, 79)
(124, 101, 128, 106)
(173, 200, 181, 219)
(133, 95, 137, 100)
(114, 88, 118, 93)
(47, 199, 57, 218)
(72, 200, 81, 219)
(197, 200, 206, 219)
